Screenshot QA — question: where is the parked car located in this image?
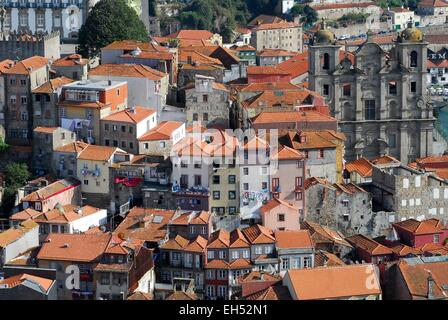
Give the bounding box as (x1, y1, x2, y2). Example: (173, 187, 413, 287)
(339, 34, 350, 40)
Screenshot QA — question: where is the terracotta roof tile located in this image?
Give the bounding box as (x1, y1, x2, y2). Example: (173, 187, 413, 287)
(393, 218, 444, 235)
(346, 234, 393, 256)
(398, 260, 448, 299)
(78, 145, 123, 161)
(0, 274, 54, 293)
(167, 29, 215, 40)
(271, 145, 305, 160)
(54, 141, 89, 154)
(102, 106, 156, 124)
(275, 230, 313, 249)
(21, 177, 80, 202)
(247, 65, 291, 75)
(0, 220, 39, 248)
(314, 250, 346, 267)
(33, 126, 59, 134)
(37, 233, 110, 262)
(89, 64, 167, 81)
(286, 264, 381, 300)
(138, 121, 183, 141)
(52, 54, 88, 67)
(246, 285, 292, 300)
(345, 157, 373, 177)
(207, 229, 230, 248)
(4, 56, 48, 75)
(114, 207, 176, 243)
(32, 77, 74, 94)
(242, 225, 275, 244)
(257, 49, 298, 57)
(259, 198, 298, 213)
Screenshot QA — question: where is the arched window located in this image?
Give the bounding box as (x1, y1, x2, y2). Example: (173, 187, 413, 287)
(410, 51, 418, 68)
(323, 53, 330, 70)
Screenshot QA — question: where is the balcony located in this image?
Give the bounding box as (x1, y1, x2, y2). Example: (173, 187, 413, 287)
(171, 184, 210, 196)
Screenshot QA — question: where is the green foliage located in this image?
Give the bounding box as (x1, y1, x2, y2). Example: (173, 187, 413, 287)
(290, 5, 317, 27)
(0, 137, 9, 153)
(378, 0, 421, 10)
(5, 163, 30, 188)
(177, 0, 282, 42)
(1, 163, 30, 215)
(338, 13, 370, 24)
(78, 0, 149, 58)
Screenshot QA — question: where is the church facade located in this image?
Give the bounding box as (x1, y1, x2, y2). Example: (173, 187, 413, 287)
(0, 0, 99, 40)
(308, 25, 435, 163)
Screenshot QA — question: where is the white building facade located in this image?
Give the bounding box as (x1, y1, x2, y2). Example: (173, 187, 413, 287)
(0, 0, 99, 40)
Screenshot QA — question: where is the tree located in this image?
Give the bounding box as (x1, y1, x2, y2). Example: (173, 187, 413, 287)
(5, 163, 30, 188)
(1, 163, 30, 215)
(291, 5, 317, 27)
(78, 0, 148, 58)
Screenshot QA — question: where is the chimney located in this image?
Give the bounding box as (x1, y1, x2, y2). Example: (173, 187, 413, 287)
(428, 273, 435, 299)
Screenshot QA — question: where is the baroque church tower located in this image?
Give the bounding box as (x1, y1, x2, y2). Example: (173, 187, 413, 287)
(309, 22, 434, 163)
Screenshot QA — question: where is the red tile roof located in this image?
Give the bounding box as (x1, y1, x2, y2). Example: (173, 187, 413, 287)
(167, 29, 216, 40)
(33, 77, 74, 94)
(207, 229, 230, 249)
(89, 64, 167, 81)
(4, 56, 48, 75)
(78, 145, 122, 161)
(346, 234, 394, 256)
(114, 207, 176, 243)
(286, 264, 381, 300)
(259, 198, 298, 213)
(242, 225, 275, 244)
(138, 121, 183, 141)
(21, 177, 80, 202)
(254, 22, 300, 31)
(345, 157, 373, 178)
(271, 145, 305, 160)
(170, 211, 211, 225)
(257, 49, 298, 57)
(275, 230, 313, 249)
(398, 260, 448, 299)
(102, 106, 156, 124)
(252, 110, 336, 125)
(37, 233, 110, 262)
(247, 65, 291, 75)
(0, 220, 39, 248)
(393, 218, 444, 235)
(419, 0, 448, 7)
(0, 274, 54, 293)
(52, 54, 88, 67)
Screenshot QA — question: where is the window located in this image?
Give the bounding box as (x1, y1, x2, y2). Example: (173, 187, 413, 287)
(203, 95, 208, 103)
(261, 167, 268, 175)
(255, 246, 262, 255)
(104, 124, 109, 131)
(318, 149, 325, 158)
(410, 51, 418, 68)
(194, 175, 201, 186)
(228, 175, 236, 184)
(411, 81, 417, 93)
(243, 168, 249, 175)
(206, 270, 215, 280)
(295, 191, 303, 201)
(231, 251, 239, 260)
(323, 84, 330, 96)
(281, 258, 289, 270)
(121, 141, 126, 148)
(121, 126, 126, 133)
(434, 234, 440, 243)
(213, 191, 220, 200)
(36, 12, 45, 27)
(193, 113, 198, 121)
(278, 214, 285, 222)
(218, 286, 227, 298)
(218, 251, 226, 260)
(213, 175, 220, 184)
(322, 53, 330, 70)
(295, 177, 303, 188)
(262, 182, 268, 190)
(84, 180, 89, 185)
(364, 100, 376, 120)
(228, 191, 236, 200)
(159, 141, 166, 148)
(194, 163, 202, 169)
(403, 178, 409, 189)
(19, 13, 28, 26)
(303, 256, 311, 268)
(35, 202, 42, 211)
(208, 250, 214, 259)
(343, 84, 351, 96)
(243, 183, 249, 191)
(434, 188, 440, 199)
(297, 161, 303, 168)
(203, 113, 208, 121)
(389, 82, 397, 95)
(415, 176, 421, 187)
(206, 285, 215, 297)
(242, 250, 249, 259)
